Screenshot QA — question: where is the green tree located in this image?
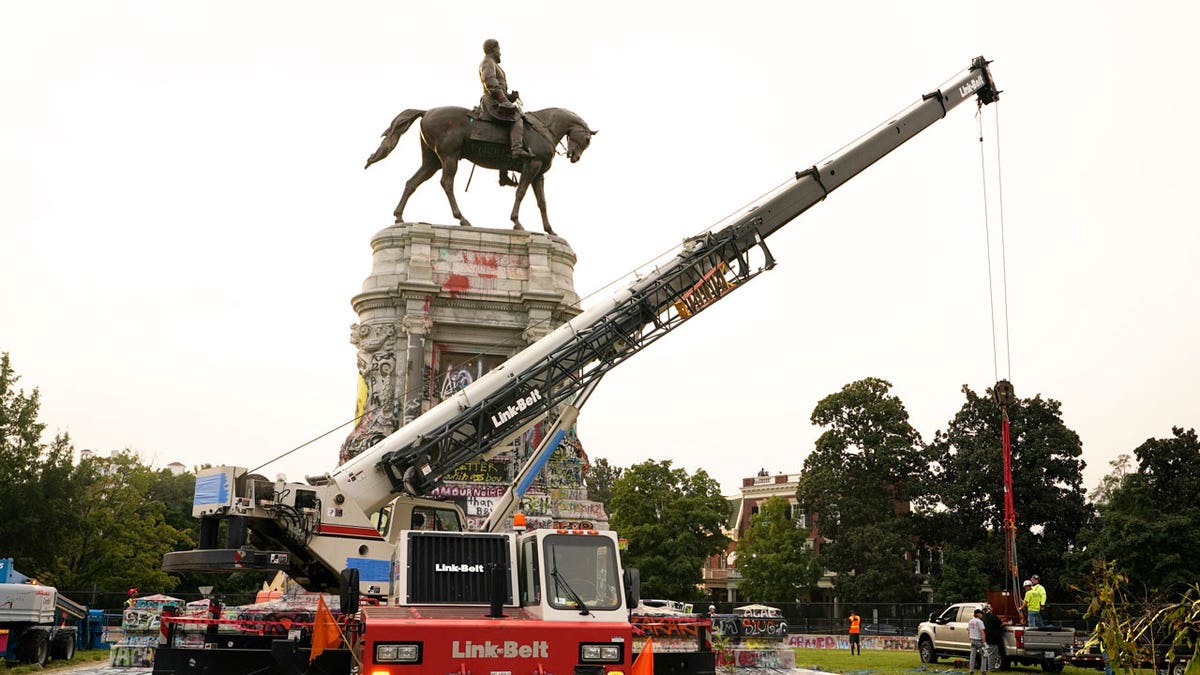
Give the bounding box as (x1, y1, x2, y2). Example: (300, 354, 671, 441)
(932, 545, 991, 603)
(795, 377, 927, 602)
(0, 352, 72, 576)
(736, 496, 823, 601)
(609, 460, 730, 601)
(1077, 428, 1200, 593)
(923, 384, 1091, 592)
(0, 354, 192, 593)
(585, 457, 623, 507)
(49, 451, 192, 592)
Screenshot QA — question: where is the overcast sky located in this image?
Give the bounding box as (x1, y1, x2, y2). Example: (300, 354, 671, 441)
(2, 1, 1197, 499)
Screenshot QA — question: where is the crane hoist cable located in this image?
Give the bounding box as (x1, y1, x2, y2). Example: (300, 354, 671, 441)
(977, 101, 1013, 385)
(978, 99, 1024, 608)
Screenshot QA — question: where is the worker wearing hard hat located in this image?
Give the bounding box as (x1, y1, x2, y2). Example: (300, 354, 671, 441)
(1021, 577, 1047, 628)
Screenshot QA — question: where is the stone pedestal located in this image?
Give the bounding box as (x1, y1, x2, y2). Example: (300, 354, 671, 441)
(342, 222, 606, 531)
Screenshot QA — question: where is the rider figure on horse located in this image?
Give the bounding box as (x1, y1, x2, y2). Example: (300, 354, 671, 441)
(479, 39, 534, 159)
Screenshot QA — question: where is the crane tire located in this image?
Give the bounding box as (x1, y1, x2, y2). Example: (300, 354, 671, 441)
(20, 629, 49, 666)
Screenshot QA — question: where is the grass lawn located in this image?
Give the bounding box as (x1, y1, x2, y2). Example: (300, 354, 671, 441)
(789, 648, 1102, 675)
(0, 649, 110, 672)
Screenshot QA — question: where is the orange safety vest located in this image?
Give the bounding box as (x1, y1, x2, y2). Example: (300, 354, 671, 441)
(849, 615, 861, 633)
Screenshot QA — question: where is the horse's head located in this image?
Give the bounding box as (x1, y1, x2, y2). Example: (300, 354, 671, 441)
(566, 126, 598, 163)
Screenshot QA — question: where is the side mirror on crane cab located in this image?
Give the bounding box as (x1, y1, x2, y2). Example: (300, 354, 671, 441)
(340, 568, 361, 615)
(623, 567, 641, 610)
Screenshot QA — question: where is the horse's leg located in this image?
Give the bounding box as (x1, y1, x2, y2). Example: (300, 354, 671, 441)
(395, 144, 441, 223)
(509, 161, 543, 231)
(531, 173, 554, 236)
(437, 155, 472, 228)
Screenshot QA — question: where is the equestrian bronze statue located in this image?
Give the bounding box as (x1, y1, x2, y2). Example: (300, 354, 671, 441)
(365, 39, 595, 235)
(364, 106, 596, 236)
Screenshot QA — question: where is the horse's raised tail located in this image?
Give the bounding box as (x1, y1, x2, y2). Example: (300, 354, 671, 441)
(364, 109, 425, 169)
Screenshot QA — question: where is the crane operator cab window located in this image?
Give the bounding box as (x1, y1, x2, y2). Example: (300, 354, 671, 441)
(543, 534, 621, 611)
(372, 504, 464, 537)
(411, 507, 463, 531)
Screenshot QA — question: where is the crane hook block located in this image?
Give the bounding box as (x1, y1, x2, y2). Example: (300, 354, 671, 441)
(993, 380, 1016, 408)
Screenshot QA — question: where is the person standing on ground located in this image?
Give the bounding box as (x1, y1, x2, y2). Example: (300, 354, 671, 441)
(848, 609, 861, 655)
(968, 608, 987, 674)
(982, 604, 1004, 672)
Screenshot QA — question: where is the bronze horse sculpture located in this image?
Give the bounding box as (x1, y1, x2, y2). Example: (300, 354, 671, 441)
(364, 107, 596, 235)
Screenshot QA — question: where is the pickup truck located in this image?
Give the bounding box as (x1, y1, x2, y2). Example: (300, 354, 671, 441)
(917, 602, 1075, 672)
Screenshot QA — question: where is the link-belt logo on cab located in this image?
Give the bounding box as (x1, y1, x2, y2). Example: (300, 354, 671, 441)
(434, 563, 485, 573)
(489, 389, 543, 429)
(452, 640, 549, 659)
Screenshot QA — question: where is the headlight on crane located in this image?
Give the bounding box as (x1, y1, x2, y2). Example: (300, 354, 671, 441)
(374, 642, 422, 663)
(579, 643, 623, 663)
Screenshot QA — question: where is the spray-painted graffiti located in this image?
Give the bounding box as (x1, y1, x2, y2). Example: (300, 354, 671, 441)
(123, 609, 163, 632)
(553, 499, 607, 520)
(549, 487, 588, 501)
(737, 617, 789, 637)
(110, 644, 155, 667)
(782, 634, 917, 650)
(787, 635, 849, 650)
(712, 616, 742, 636)
(435, 248, 529, 279)
(526, 516, 555, 530)
(551, 521, 596, 530)
(710, 615, 786, 639)
(429, 484, 506, 498)
(544, 464, 583, 488)
(734, 605, 782, 618)
(439, 367, 474, 398)
(466, 496, 499, 517)
(444, 460, 508, 483)
(714, 649, 796, 669)
(434, 352, 507, 401)
(630, 615, 706, 639)
(522, 495, 553, 516)
(863, 635, 917, 650)
(633, 637, 706, 654)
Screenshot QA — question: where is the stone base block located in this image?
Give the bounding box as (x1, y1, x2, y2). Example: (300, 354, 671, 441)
(717, 648, 797, 670)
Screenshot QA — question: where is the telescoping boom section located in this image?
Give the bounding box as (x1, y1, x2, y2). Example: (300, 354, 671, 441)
(331, 55, 999, 511)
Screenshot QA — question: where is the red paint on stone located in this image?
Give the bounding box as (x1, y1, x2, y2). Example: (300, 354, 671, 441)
(472, 254, 500, 268)
(444, 274, 470, 297)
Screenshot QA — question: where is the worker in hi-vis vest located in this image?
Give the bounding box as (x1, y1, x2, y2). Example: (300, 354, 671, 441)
(848, 609, 862, 655)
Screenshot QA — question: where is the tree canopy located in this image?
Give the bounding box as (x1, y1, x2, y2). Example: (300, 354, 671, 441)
(923, 384, 1091, 593)
(0, 353, 192, 598)
(608, 459, 730, 601)
(736, 496, 823, 602)
(795, 377, 926, 602)
(585, 456, 623, 507)
(1076, 427, 1200, 594)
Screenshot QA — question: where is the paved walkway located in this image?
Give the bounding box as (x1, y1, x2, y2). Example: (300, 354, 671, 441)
(54, 661, 151, 675)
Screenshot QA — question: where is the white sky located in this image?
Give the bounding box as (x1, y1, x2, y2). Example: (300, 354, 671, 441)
(2, 1, 1197, 499)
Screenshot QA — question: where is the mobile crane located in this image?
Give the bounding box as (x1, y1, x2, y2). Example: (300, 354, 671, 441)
(157, 56, 999, 675)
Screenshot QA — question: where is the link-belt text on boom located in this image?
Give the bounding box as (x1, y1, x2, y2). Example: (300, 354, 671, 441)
(958, 75, 984, 98)
(489, 389, 543, 429)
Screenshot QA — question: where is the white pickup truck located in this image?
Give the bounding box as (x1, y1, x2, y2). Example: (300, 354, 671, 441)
(917, 602, 1075, 672)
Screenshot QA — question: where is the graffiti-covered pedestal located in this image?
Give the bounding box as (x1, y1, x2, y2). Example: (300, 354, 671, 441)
(342, 222, 607, 527)
(110, 594, 182, 668)
(713, 604, 796, 670)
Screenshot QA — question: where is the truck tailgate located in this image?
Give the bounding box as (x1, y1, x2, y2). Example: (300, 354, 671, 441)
(1022, 628, 1074, 651)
